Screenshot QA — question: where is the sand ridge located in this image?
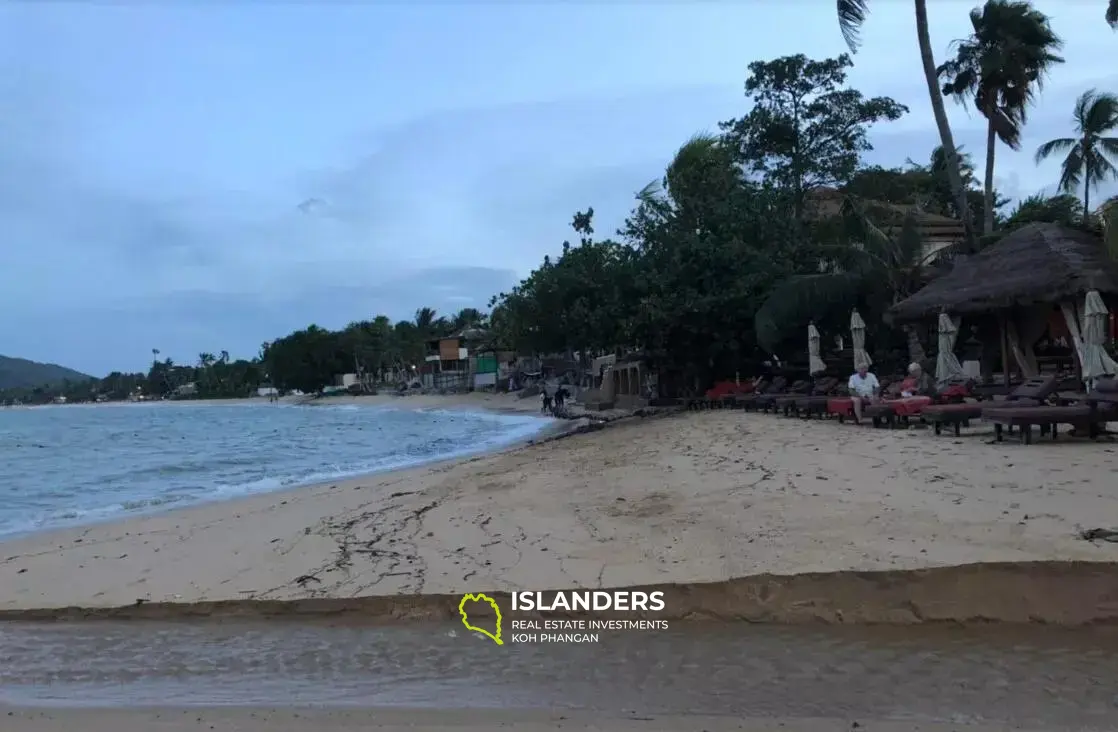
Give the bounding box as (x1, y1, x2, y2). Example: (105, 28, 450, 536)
(2, 404, 1117, 621)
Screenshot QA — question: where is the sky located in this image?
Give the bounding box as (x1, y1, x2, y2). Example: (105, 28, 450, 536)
(1, 1, 1115, 376)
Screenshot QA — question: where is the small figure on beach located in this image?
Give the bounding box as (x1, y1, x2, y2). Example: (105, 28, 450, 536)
(541, 387, 553, 413)
(847, 364, 880, 424)
(554, 386, 566, 409)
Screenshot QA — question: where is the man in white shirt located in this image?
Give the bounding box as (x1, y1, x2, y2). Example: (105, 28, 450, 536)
(847, 364, 880, 423)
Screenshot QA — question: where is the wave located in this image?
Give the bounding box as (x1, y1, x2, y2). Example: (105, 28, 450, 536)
(0, 405, 553, 539)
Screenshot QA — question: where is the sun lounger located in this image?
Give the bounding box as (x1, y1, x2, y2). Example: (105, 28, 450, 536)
(827, 375, 903, 420)
(864, 376, 976, 428)
(920, 375, 1059, 436)
(736, 377, 788, 412)
(982, 376, 1118, 444)
(790, 377, 843, 418)
(768, 380, 815, 414)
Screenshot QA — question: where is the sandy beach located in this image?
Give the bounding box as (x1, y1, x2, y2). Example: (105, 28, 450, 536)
(2, 394, 1117, 621)
(0, 708, 1071, 732)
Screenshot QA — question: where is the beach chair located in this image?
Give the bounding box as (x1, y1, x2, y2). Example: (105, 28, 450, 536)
(732, 378, 768, 409)
(827, 375, 899, 422)
(790, 377, 842, 418)
(982, 376, 1118, 444)
(766, 379, 814, 414)
(921, 375, 1059, 436)
(738, 377, 788, 412)
(863, 377, 975, 429)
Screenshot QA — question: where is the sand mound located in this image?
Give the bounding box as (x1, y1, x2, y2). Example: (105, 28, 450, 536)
(3, 561, 1116, 625)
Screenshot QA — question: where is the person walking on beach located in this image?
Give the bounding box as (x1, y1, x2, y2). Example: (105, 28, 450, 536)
(541, 387, 552, 414)
(847, 364, 880, 424)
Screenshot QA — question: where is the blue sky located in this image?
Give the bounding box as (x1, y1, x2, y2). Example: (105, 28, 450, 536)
(2, 1, 1115, 376)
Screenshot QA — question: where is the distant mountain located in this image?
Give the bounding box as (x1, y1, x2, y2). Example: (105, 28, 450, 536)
(0, 354, 95, 390)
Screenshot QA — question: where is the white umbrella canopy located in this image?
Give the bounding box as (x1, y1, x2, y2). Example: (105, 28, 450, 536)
(850, 310, 872, 371)
(934, 312, 965, 386)
(1081, 290, 1118, 384)
(808, 323, 826, 376)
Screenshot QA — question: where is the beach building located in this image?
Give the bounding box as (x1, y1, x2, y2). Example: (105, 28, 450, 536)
(807, 187, 966, 261)
(889, 223, 1118, 384)
(421, 327, 493, 390)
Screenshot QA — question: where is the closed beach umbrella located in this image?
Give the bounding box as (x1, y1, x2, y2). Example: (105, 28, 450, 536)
(808, 323, 826, 376)
(1081, 290, 1118, 386)
(850, 310, 872, 371)
(934, 312, 965, 386)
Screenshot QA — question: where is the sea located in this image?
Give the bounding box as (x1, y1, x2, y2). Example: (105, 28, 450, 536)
(0, 400, 553, 539)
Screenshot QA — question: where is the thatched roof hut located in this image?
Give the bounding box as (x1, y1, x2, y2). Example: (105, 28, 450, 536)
(888, 223, 1118, 323)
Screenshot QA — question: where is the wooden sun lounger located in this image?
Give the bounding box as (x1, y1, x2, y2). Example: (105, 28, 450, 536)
(982, 376, 1118, 444)
(736, 377, 788, 412)
(921, 375, 1059, 436)
(789, 377, 842, 418)
(863, 376, 975, 428)
(768, 380, 816, 414)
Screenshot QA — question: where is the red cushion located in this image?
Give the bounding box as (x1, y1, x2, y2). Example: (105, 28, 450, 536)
(826, 397, 854, 416)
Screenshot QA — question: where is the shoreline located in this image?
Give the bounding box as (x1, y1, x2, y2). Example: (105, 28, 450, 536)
(3, 405, 1118, 623)
(0, 393, 568, 542)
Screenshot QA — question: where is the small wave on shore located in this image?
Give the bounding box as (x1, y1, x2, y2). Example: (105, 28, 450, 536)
(0, 402, 552, 538)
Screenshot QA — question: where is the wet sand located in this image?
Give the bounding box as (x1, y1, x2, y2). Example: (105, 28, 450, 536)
(2, 621, 1117, 730)
(2, 406, 1117, 621)
(1, 709, 1073, 732)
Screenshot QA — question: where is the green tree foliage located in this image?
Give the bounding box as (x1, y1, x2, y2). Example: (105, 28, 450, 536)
(719, 54, 907, 217)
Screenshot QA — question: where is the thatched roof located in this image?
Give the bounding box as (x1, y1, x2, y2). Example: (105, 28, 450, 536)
(888, 223, 1118, 322)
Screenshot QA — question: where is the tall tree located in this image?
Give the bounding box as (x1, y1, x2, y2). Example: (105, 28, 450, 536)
(1034, 89, 1118, 216)
(837, 0, 978, 250)
(938, 0, 1064, 235)
(718, 54, 907, 219)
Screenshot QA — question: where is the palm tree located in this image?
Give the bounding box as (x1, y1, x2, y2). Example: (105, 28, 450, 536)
(1109, 0, 1117, 27)
(1034, 89, 1118, 216)
(837, 0, 977, 250)
(937, 1, 1063, 235)
(414, 307, 437, 333)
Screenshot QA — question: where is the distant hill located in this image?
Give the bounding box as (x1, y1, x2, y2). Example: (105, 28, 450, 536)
(0, 354, 95, 390)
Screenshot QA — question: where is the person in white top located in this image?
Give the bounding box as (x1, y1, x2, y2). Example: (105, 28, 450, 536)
(847, 364, 880, 423)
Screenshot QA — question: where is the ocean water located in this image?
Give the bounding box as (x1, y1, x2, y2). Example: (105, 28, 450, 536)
(0, 401, 552, 539)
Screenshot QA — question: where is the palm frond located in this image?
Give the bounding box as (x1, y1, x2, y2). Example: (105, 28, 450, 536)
(635, 179, 663, 204)
(755, 271, 865, 353)
(1058, 147, 1085, 193)
(837, 0, 869, 52)
(1034, 136, 1076, 164)
(1099, 137, 1118, 156)
(1083, 92, 1118, 134)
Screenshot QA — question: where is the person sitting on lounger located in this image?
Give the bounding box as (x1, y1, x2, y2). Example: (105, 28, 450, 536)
(847, 364, 880, 423)
(899, 362, 934, 397)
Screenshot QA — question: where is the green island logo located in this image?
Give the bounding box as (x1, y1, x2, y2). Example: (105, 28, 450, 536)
(458, 592, 503, 645)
